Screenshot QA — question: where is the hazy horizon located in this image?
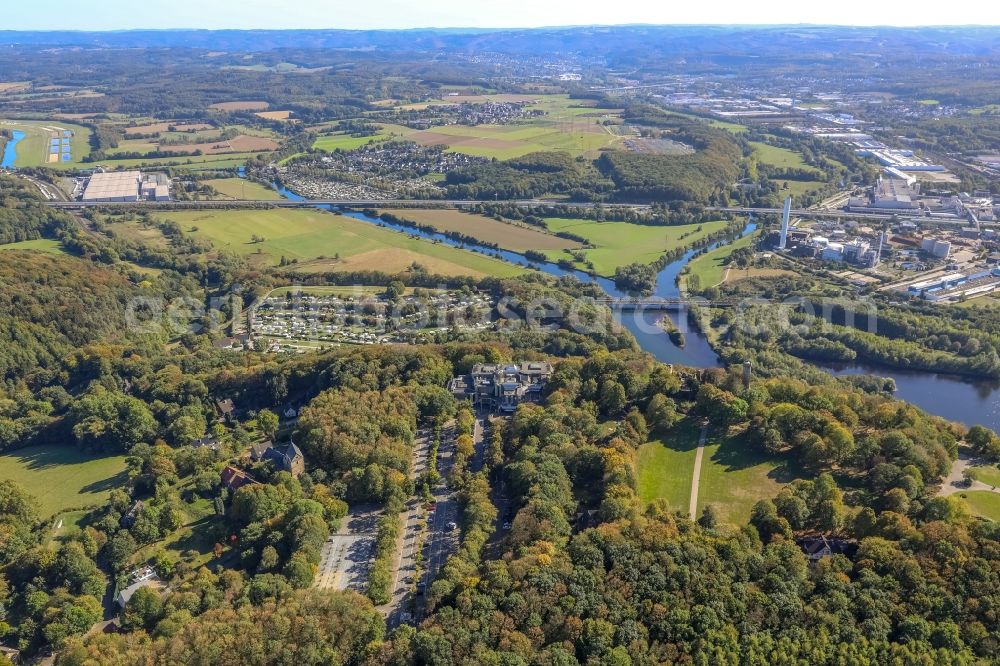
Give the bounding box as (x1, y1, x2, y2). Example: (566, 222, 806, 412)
(5, 0, 1000, 31)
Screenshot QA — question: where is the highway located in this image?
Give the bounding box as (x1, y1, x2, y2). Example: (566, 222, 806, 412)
(42, 197, 913, 221)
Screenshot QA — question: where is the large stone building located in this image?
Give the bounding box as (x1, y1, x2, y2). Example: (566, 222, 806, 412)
(450, 362, 553, 413)
(251, 439, 306, 477)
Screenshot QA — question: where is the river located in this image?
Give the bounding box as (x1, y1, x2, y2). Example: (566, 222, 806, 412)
(1, 130, 25, 168)
(265, 178, 1000, 430)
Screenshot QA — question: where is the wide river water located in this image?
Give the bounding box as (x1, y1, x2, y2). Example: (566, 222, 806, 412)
(269, 179, 1000, 430)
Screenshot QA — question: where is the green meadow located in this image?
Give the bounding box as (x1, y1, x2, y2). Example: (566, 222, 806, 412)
(0, 446, 128, 519)
(161, 208, 524, 278)
(542, 217, 731, 276)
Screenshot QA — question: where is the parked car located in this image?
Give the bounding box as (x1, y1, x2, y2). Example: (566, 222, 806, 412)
(445, 521, 457, 531)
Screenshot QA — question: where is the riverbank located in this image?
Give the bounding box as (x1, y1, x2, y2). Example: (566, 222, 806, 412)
(263, 177, 1000, 432)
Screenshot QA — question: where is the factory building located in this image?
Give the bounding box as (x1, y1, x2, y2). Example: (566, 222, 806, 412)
(910, 269, 1000, 302)
(81, 170, 170, 203)
(82, 171, 142, 202)
(920, 237, 952, 259)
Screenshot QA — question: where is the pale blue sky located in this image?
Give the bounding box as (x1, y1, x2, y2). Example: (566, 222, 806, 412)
(5, 0, 1000, 30)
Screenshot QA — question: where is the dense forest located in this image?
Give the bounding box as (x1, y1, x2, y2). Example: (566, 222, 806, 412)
(2, 24, 1000, 665)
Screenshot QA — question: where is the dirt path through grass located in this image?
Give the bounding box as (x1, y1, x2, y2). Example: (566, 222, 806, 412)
(688, 425, 709, 519)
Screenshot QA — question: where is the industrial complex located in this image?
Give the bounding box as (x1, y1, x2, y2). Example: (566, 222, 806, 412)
(81, 170, 171, 202)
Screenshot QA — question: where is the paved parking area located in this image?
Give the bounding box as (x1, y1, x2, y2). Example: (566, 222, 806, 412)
(315, 507, 379, 591)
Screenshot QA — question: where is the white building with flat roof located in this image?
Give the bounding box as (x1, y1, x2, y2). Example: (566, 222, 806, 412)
(82, 171, 142, 202)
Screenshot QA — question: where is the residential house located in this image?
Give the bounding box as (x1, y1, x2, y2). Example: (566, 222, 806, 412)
(116, 567, 166, 609)
(221, 465, 256, 492)
(120, 500, 144, 529)
(797, 535, 857, 561)
(250, 440, 306, 477)
(215, 399, 236, 424)
(191, 435, 220, 452)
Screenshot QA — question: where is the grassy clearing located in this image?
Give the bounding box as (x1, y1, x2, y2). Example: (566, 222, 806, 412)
(379, 208, 580, 253)
(0, 446, 128, 519)
(774, 179, 826, 198)
(960, 491, 1000, 521)
(542, 218, 730, 276)
(0, 238, 66, 253)
(970, 465, 1000, 488)
(685, 230, 760, 289)
(202, 178, 282, 201)
(751, 141, 821, 174)
(636, 421, 703, 512)
(710, 119, 748, 134)
(696, 430, 806, 526)
(0, 119, 93, 169)
(161, 208, 524, 278)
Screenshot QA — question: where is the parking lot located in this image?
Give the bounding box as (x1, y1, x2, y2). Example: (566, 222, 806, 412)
(314, 506, 379, 591)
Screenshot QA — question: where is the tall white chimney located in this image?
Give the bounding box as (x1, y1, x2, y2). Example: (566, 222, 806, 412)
(778, 196, 792, 250)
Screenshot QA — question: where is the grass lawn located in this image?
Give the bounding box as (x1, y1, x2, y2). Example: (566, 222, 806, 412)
(960, 491, 1000, 521)
(774, 179, 825, 199)
(0, 238, 66, 253)
(696, 430, 806, 526)
(47, 510, 91, 543)
(379, 208, 580, 253)
(0, 446, 128, 519)
(0, 119, 93, 169)
(970, 465, 1000, 488)
(750, 141, 817, 171)
(163, 208, 524, 278)
(542, 217, 731, 277)
(202, 177, 283, 201)
(636, 421, 703, 513)
(684, 230, 760, 289)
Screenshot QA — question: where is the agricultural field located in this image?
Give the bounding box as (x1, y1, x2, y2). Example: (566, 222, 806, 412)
(111, 134, 279, 156)
(160, 208, 525, 278)
(0, 119, 93, 168)
(314, 132, 387, 152)
(378, 208, 581, 253)
(695, 430, 806, 526)
(684, 229, 760, 289)
(542, 217, 731, 276)
(0, 81, 30, 93)
(342, 94, 624, 159)
(0, 238, 66, 253)
(960, 491, 1000, 521)
(256, 110, 293, 121)
(0, 445, 128, 519)
(125, 121, 214, 134)
(202, 177, 283, 200)
(95, 152, 266, 171)
(209, 100, 270, 111)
